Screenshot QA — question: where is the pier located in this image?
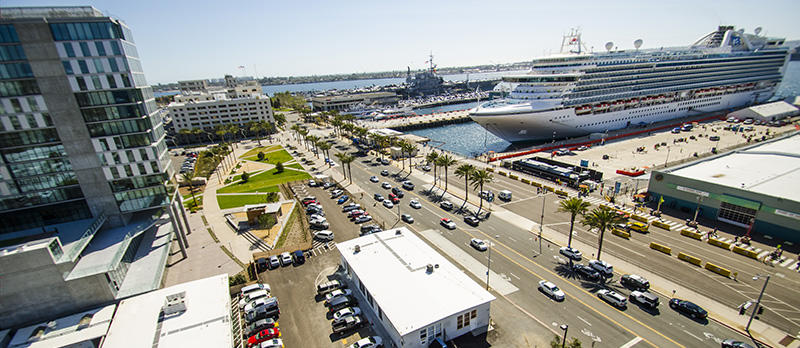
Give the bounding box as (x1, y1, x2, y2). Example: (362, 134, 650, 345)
(357, 110, 473, 131)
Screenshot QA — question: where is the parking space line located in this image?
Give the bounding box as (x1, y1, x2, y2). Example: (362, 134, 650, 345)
(620, 337, 643, 348)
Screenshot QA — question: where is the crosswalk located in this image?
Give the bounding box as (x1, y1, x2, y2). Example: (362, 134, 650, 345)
(307, 240, 337, 257)
(567, 192, 800, 269)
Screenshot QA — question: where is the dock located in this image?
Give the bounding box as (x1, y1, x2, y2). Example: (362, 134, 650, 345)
(357, 109, 473, 131)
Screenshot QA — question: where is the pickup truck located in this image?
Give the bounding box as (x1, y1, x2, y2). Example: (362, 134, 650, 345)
(332, 315, 366, 334)
(629, 291, 659, 309)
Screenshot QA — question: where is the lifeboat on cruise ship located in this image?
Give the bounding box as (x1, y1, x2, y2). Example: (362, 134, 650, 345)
(595, 103, 610, 111)
(726, 85, 737, 93)
(626, 98, 638, 106)
(575, 105, 592, 115)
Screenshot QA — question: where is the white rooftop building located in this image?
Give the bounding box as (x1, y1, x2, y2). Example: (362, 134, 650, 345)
(728, 101, 799, 122)
(6, 304, 116, 348)
(101, 274, 233, 348)
(338, 228, 494, 348)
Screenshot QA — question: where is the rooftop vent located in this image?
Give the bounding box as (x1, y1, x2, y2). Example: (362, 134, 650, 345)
(426, 264, 434, 273)
(395, 229, 402, 235)
(162, 291, 187, 316)
(354, 245, 361, 253)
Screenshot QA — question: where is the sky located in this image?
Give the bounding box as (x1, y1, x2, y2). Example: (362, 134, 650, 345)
(6, 0, 800, 84)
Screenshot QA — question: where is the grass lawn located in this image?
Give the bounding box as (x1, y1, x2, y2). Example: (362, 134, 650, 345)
(217, 194, 277, 210)
(287, 163, 303, 170)
(243, 149, 294, 165)
(217, 167, 310, 193)
(183, 195, 203, 210)
(240, 145, 282, 159)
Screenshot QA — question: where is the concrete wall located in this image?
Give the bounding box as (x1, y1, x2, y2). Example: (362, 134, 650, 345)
(0, 245, 114, 329)
(648, 170, 800, 243)
(16, 20, 123, 226)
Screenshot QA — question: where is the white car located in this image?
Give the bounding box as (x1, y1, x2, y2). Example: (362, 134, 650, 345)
(409, 200, 421, 209)
(313, 230, 334, 241)
(401, 214, 414, 223)
(280, 252, 292, 266)
(239, 289, 269, 309)
(348, 336, 383, 348)
(559, 246, 582, 261)
(597, 289, 627, 308)
(369, 176, 379, 183)
(538, 280, 565, 301)
(325, 289, 353, 303)
(470, 238, 487, 251)
(440, 218, 456, 230)
(309, 214, 326, 222)
(589, 259, 614, 277)
(332, 306, 362, 322)
(381, 182, 391, 190)
(240, 283, 270, 299)
(258, 338, 284, 348)
(382, 199, 394, 208)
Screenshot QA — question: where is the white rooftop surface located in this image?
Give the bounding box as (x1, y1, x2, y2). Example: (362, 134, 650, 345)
(8, 304, 115, 348)
(338, 228, 495, 336)
(744, 101, 798, 117)
(668, 132, 800, 201)
(101, 273, 232, 348)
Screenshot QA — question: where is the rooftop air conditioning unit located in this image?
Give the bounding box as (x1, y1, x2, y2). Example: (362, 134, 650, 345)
(354, 245, 361, 253)
(162, 291, 187, 316)
(426, 264, 434, 273)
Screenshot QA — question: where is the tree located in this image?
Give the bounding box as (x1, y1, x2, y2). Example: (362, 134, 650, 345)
(181, 171, 198, 206)
(265, 192, 279, 203)
(581, 206, 627, 260)
(317, 142, 332, 166)
(250, 122, 264, 146)
(436, 154, 457, 199)
(401, 141, 416, 174)
(257, 151, 265, 161)
(298, 128, 309, 149)
(559, 197, 591, 249)
(258, 213, 277, 229)
(275, 162, 284, 173)
(335, 152, 355, 184)
(550, 335, 582, 348)
(469, 169, 493, 217)
(455, 164, 475, 211)
(426, 151, 439, 188)
(240, 171, 250, 183)
(273, 113, 286, 129)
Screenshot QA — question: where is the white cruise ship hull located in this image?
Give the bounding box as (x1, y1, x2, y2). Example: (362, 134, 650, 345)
(469, 88, 773, 143)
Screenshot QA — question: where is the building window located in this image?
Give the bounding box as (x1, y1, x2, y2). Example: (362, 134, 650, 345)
(457, 315, 463, 329)
(95, 41, 106, 56)
(62, 61, 73, 74)
(718, 201, 758, 226)
(80, 42, 91, 56)
(471, 309, 477, 319)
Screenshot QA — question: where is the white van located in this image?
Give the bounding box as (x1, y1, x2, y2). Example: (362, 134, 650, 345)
(498, 190, 512, 201)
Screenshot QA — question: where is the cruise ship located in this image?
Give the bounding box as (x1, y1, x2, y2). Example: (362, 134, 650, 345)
(469, 26, 790, 142)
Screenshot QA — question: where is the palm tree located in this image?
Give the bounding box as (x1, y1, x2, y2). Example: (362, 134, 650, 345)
(290, 124, 301, 141)
(215, 125, 230, 144)
(317, 142, 332, 166)
(559, 197, 592, 248)
(306, 135, 319, 156)
(401, 141, 416, 174)
(249, 122, 263, 146)
(425, 151, 439, 188)
(181, 171, 198, 206)
(455, 164, 475, 211)
(334, 152, 355, 184)
(298, 128, 309, 149)
(581, 206, 627, 260)
(436, 154, 457, 199)
(469, 169, 493, 217)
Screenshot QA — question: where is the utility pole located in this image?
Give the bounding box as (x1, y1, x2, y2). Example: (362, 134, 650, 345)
(539, 192, 546, 255)
(485, 240, 492, 290)
(746, 274, 770, 334)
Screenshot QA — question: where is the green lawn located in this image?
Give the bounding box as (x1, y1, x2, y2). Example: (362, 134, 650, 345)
(217, 194, 278, 210)
(287, 163, 304, 170)
(243, 149, 294, 165)
(183, 195, 203, 210)
(240, 145, 282, 159)
(217, 167, 310, 193)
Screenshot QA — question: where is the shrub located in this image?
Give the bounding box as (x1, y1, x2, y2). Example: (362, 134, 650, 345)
(266, 192, 279, 202)
(241, 171, 250, 183)
(275, 162, 284, 173)
(229, 274, 246, 286)
(258, 213, 277, 229)
(257, 152, 265, 161)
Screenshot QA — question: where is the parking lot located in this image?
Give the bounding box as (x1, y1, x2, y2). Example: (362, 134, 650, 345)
(251, 183, 386, 348)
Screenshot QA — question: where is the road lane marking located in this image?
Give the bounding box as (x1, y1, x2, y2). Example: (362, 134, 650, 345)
(509, 272, 520, 280)
(681, 330, 703, 342)
(507, 236, 517, 242)
(620, 337, 643, 348)
(577, 315, 592, 326)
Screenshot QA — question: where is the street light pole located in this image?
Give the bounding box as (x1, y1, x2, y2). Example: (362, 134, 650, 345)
(746, 274, 770, 334)
(690, 196, 702, 227)
(664, 146, 671, 167)
(485, 240, 492, 290)
(539, 192, 546, 255)
(560, 324, 569, 348)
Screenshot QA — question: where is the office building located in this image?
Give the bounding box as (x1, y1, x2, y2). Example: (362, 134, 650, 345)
(0, 6, 190, 329)
(338, 228, 495, 348)
(167, 81, 273, 133)
(177, 79, 208, 92)
(310, 91, 399, 112)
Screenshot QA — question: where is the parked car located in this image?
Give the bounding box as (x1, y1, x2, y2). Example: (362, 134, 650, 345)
(559, 246, 582, 261)
(337, 195, 349, 204)
(440, 218, 456, 230)
(314, 230, 334, 241)
(538, 280, 565, 301)
(332, 307, 362, 323)
(630, 291, 659, 309)
(402, 181, 415, 190)
(573, 264, 601, 281)
(597, 289, 627, 308)
(279, 252, 292, 266)
(721, 339, 755, 348)
(382, 199, 394, 208)
(620, 274, 650, 291)
(240, 283, 270, 300)
(380, 170, 389, 176)
(316, 280, 342, 295)
(381, 182, 392, 189)
(439, 201, 453, 210)
(310, 221, 330, 230)
(325, 289, 353, 304)
(240, 289, 270, 309)
(589, 259, 614, 277)
(331, 189, 344, 198)
(245, 318, 278, 337)
(268, 255, 280, 269)
(354, 215, 372, 224)
(301, 196, 317, 204)
(401, 214, 414, 223)
(464, 215, 480, 226)
(332, 315, 366, 334)
(348, 336, 383, 348)
(370, 176, 379, 182)
(257, 338, 284, 348)
(360, 224, 382, 235)
(308, 180, 318, 187)
(669, 298, 708, 319)
(470, 238, 487, 251)
(292, 250, 305, 265)
(247, 328, 281, 347)
(409, 200, 421, 209)
(342, 203, 361, 212)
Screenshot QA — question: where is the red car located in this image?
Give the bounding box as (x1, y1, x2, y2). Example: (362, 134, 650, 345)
(302, 200, 317, 206)
(247, 328, 281, 347)
(388, 193, 397, 200)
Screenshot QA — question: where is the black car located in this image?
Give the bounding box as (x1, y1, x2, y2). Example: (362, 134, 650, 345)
(381, 170, 389, 176)
(620, 274, 650, 291)
(573, 264, 601, 281)
(669, 298, 708, 319)
(391, 188, 404, 198)
(721, 339, 755, 348)
(360, 224, 381, 235)
(464, 215, 480, 226)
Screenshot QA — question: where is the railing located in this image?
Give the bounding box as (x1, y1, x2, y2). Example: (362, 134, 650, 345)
(62, 212, 107, 262)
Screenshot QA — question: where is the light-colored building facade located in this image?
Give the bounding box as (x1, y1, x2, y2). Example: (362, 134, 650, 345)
(311, 91, 399, 111)
(0, 6, 189, 329)
(727, 101, 798, 122)
(338, 228, 494, 348)
(167, 92, 273, 132)
(177, 79, 208, 92)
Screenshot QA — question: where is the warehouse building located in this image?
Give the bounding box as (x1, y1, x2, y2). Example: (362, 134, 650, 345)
(648, 131, 800, 243)
(727, 101, 798, 122)
(338, 228, 495, 348)
(310, 91, 399, 111)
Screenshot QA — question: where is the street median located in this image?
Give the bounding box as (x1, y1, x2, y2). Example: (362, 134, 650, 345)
(708, 237, 732, 250)
(631, 215, 648, 223)
(678, 252, 702, 266)
(704, 262, 733, 278)
(649, 242, 671, 255)
(612, 228, 631, 239)
(651, 221, 672, 230)
(680, 229, 703, 240)
(531, 181, 542, 188)
(732, 245, 759, 259)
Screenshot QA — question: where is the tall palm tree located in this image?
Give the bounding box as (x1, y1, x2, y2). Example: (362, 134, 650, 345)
(290, 124, 301, 141)
(454, 164, 475, 211)
(181, 171, 198, 206)
(334, 152, 355, 184)
(581, 206, 626, 260)
(298, 129, 309, 149)
(558, 197, 591, 248)
(436, 154, 457, 199)
(249, 122, 263, 146)
(469, 169, 493, 217)
(317, 142, 332, 166)
(401, 141, 416, 174)
(425, 151, 439, 188)
(306, 135, 320, 156)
